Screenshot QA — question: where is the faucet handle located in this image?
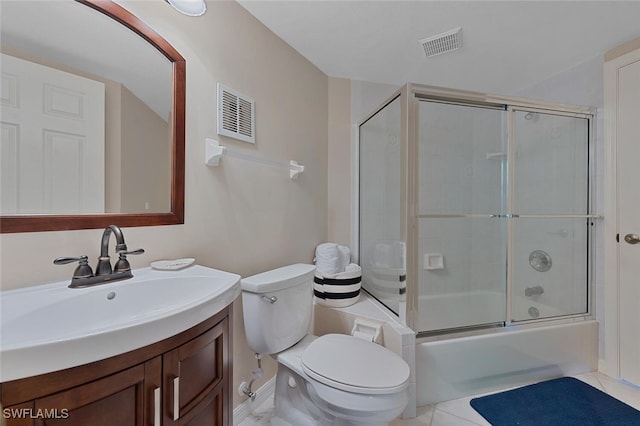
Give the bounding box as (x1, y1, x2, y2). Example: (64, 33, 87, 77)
(54, 255, 94, 279)
(114, 248, 145, 273)
(119, 248, 145, 256)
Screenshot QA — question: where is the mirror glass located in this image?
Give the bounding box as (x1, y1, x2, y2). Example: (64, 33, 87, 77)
(0, 0, 185, 232)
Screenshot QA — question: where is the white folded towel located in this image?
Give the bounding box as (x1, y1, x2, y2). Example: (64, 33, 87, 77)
(315, 243, 340, 275)
(315, 263, 361, 280)
(338, 245, 350, 272)
(315, 243, 351, 275)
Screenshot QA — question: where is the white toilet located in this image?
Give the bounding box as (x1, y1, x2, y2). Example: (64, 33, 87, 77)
(241, 263, 410, 426)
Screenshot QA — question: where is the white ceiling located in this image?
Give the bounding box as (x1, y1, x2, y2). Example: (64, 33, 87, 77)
(237, 0, 640, 95)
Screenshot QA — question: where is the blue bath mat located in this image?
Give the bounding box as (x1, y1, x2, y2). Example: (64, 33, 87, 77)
(470, 377, 640, 425)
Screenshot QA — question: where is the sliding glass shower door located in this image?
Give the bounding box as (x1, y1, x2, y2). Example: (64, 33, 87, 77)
(510, 110, 590, 321)
(417, 101, 508, 332)
(416, 101, 591, 333)
(358, 85, 593, 334)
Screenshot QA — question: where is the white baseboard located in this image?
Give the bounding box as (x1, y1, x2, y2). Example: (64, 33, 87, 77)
(233, 377, 276, 425)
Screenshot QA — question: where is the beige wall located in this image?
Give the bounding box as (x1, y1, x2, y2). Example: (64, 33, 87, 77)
(327, 78, 352, 246)
(0, 0, 329, 409)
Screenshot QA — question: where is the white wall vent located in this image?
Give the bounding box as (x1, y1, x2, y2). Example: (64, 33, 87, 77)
(217, 83, 255, 143)
(419, 27, 462, 58)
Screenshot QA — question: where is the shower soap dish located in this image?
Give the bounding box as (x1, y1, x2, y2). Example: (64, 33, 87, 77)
(150, 258, 195, 271)
(424, 253, 444, 270)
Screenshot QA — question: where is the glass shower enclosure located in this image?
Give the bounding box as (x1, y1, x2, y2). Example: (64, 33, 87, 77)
(359, 84, 595, 334)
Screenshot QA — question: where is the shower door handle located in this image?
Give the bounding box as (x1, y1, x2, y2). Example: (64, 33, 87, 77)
(624, 234, 640, 244)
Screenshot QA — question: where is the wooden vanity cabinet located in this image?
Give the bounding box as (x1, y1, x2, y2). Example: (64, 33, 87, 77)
(33, 359, 156, 426)
(1, 306, 232, 426)
(163, 320, 227, 425)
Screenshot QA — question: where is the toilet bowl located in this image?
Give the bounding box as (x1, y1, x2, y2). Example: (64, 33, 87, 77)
(241, 264, 410, 425)
(275, 334, 409, 425)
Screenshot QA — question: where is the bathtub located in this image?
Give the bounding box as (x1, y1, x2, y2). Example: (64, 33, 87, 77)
(416, 305, 598, 405)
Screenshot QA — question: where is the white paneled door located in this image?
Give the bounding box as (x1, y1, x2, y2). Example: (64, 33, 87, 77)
(1, 53, 105, 214)
(616, 55, 640, 386)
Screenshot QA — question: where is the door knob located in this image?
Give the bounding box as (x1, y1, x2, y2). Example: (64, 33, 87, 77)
(624, 234, 640, 244)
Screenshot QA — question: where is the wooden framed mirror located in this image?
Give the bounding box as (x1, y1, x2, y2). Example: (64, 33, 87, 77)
(0, 0, 185, 233)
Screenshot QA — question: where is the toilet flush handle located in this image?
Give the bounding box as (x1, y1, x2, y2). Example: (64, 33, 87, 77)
(261, 295, 278, 304)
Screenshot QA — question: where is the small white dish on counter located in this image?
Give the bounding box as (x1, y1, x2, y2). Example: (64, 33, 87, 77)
(150, 258, 195, 270)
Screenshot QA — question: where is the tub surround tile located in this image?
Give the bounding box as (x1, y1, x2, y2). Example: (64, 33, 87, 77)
(401, 342, 416, 374)
(330, 292, 413, 333)
(404, 381, 418, 419)
(312, 303, 355, 335)
(382, 322, 404, 354)
(400, 339, 417, 418)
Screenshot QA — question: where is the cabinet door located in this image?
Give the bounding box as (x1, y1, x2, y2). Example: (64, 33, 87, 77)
(33, 358, 160, 426)
(163, 319, 228, 426)
(3, 402, 35, 426)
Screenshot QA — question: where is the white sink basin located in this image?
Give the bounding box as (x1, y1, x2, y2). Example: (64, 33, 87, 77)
(0, 265, 240, 382)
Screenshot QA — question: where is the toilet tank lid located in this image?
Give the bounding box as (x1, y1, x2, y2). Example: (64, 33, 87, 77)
(241, 263, 316, 293)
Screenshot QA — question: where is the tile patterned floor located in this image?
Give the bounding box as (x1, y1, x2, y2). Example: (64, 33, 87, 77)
(238, 372, 640, 426)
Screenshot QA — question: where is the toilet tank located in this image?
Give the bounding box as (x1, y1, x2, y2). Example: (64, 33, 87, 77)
(241, 264, 316, 354)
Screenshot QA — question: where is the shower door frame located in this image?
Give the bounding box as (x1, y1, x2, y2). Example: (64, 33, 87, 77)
(403, 84, 598, 335)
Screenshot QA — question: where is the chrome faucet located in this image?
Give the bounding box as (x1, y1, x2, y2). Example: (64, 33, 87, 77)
(54, 225, 144, 288)
(525, 285, 544, 297)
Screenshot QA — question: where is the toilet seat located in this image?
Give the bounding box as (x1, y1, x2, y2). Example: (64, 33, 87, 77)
(300, 333, 410, 395)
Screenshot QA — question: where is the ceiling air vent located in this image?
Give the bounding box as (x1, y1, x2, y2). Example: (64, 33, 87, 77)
(419, 27, 462, 58)
(217, 83, 255, 144)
